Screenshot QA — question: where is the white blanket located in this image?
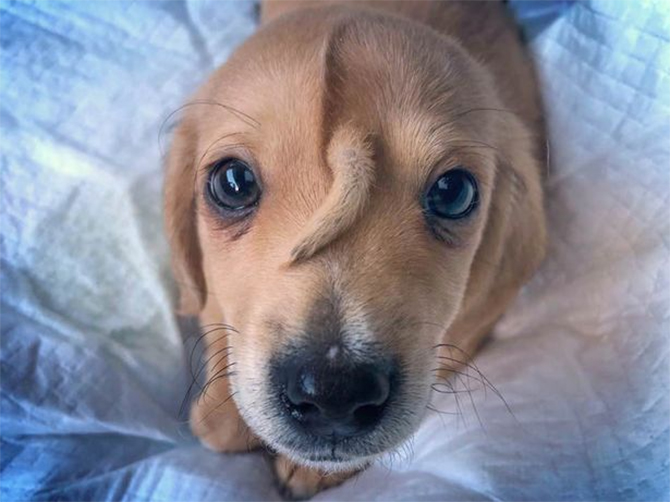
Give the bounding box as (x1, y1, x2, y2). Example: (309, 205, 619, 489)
(1, 1, 668, 500)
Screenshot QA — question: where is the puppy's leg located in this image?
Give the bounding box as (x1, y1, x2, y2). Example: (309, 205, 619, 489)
(190, 331, 260, 452)
(273, 455, 359, 500)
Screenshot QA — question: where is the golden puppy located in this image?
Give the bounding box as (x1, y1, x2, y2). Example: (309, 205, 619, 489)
(164, 1, 546, 498)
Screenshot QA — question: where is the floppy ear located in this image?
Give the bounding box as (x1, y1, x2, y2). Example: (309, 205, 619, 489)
(448, 116, 547, 351)
(164, 119, 207, 315)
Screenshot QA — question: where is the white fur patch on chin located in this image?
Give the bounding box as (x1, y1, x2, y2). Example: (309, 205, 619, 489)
(301, 457, 372, 474)
(277, 447, 376, 474)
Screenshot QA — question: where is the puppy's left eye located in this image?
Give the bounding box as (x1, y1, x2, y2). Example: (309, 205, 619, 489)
(207, 158, 260, 210)
(424, 168, 478, 219)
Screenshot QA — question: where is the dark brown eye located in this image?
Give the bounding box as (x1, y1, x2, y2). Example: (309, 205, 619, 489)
(207, 158, 260, 210)
(424, 168, 478, 219)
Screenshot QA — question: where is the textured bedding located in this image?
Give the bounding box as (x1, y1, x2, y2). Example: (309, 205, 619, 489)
(1, 1, 668, 500)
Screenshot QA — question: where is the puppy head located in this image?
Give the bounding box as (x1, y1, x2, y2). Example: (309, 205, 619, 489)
(165, 8, 545, 470)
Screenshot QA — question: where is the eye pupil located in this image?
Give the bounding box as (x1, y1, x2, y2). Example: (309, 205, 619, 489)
(208, 159, 260, 210)
(425, 168, 478, 219)
(223, 164, 254, 195)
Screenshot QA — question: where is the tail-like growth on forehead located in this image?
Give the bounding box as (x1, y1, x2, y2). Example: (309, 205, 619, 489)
(290, 126, 375, 263)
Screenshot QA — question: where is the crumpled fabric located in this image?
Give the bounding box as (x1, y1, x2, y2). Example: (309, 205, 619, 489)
(1, 1, 668, 500)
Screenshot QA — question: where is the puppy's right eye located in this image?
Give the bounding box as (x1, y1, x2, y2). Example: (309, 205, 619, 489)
(207, 158, 261, 210)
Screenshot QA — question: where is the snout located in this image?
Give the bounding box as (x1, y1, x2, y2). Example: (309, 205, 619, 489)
(256, 296, 420, 465)
(278, 357, 394, 438)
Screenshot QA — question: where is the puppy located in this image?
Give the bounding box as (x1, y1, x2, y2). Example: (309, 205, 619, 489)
(165, 1, 546, 498)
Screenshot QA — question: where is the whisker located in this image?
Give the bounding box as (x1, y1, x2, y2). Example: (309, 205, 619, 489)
(428, 341, 515, 428)
(431, 382, 477, 394)
(437, 359, 514, 421)
(436, 354, 512, 417)
(426, 403, 460, 417)
(191, 345, 232, 388)
(452, 380, 465, 428)
(457, 368, 485, 432)
(188, 326, 236, 387)
(200, 364, 238, 400)
(179, 323, 240, 418)
(179, 343, 231, 417)
(208, 351, 234, 376)
(158, 99, 260, 158)
(432, 365, 486, 385)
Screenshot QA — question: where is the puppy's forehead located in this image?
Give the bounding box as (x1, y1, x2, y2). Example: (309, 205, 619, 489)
(195, 8, 496, 171)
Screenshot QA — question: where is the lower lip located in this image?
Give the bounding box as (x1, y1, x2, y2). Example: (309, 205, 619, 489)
(304, 453, 349, 463)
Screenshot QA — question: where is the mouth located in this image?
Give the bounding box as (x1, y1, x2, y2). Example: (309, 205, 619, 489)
(304, 452, 351, 464)
(268, 411, 398, 471)
(278, 442, 376, 471)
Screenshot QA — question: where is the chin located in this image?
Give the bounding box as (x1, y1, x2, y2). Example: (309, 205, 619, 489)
(277, 445, 377, 473)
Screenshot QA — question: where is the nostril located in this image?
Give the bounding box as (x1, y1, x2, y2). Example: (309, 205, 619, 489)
(280, 387, 320, 420)
(295, 401, 319, 417)
(353, 402, 386, 429)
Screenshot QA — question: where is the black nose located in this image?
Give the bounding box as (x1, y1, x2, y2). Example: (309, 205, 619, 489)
(278, 360, 393, 438)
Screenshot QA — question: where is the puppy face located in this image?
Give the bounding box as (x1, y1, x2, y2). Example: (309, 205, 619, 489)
(166, 8, 545, 470)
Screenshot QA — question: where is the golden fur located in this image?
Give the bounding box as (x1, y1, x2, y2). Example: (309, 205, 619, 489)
(164, 1, 546, 498)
